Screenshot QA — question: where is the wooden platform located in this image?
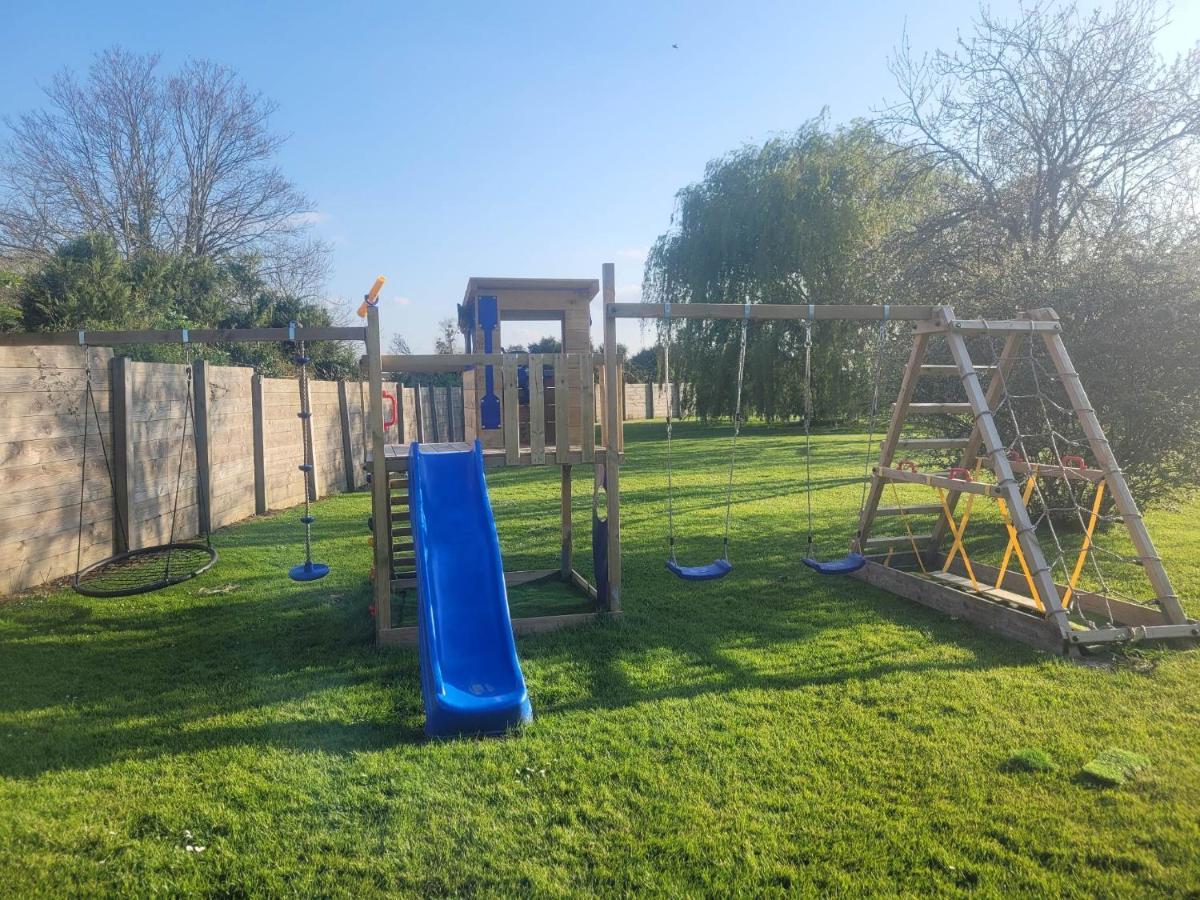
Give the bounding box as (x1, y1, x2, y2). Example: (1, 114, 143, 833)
(369, 442, 620, 470)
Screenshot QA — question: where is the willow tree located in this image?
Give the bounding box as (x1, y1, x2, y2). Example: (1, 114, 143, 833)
(643, 118, 938, 423)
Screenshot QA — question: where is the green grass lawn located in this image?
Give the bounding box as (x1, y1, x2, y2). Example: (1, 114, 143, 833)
(2, 421, 1198, 896)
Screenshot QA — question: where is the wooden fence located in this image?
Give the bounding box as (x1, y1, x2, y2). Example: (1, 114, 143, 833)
(0, 348, 464, 596)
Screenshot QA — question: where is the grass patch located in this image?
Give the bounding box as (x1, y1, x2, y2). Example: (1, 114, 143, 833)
(2, 420, 1199, 895)
(1005, 748, 1056, 773)
(1082, 748, 1153, 786)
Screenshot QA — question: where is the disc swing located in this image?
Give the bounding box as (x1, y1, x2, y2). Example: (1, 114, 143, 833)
(288, 324, 331, 582)
(662, 301, 749, 581)
(72, 334, 218, 598)
(799, 305, 890, 575)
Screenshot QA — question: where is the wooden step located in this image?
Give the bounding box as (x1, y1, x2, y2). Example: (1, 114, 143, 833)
(390, 524, 412, 535)
(901, 403, 974, 415)
(929, 571, 1042, 613)
(389, 494, 410, 504)
(920, 364, 997, 376)
(876, 504, 944, 517)
(897, 438, 971, 450)
(863, 533, 932, 549)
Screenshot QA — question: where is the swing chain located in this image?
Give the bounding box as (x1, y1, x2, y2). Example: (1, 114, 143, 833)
(721, 302, 750, 559)
(802, 315, 814, 552)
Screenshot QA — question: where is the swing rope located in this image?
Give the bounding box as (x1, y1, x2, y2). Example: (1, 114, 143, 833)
(662, 299, 749, 580)
(801, 305, 889, 575)
(73, 333, 216, 599)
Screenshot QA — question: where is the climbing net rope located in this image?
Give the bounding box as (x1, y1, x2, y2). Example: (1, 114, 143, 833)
(978, 326, 1147, 626)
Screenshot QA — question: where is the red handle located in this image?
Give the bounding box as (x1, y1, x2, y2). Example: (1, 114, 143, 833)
(897, 458, 919, 473)
(1060, 455, 1086, 470)
(382, 390, 397, 429)
(1007, 449, 1025, 462)
(948, 467, 973, 482)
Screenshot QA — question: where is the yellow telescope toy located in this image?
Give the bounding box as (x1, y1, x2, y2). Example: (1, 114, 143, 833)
(356, 275, 386, 317)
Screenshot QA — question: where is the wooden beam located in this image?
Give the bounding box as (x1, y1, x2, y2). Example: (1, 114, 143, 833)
(581, 353, 595, 462)
(337, 381, 356, 490)
(561, 465, 572, 580)
(0, 326, 367, 347)
(1032, 309, 1188, 625)
(529, 354, 546, 464)
(903, 403, 974, 415)
(976, 456, 1106, 484)
(251, 373, 268, 514)
(914, 319, 1063, 335)
(856, 332, 929, 548)
(929, 330, 1024, 557)
(943, 316, 1072, 639)
(192, 359, 213, 536)
(367, 306, 392, 639)
(110, 356, 134, 553)
(602, 264, 622, 612)
(502, 355, 520, 465)
(554, 354, 569, 453)
(876, 504, 943, 517)
(897, 438, 971, 450)
(852, 561, 1065, 654)
(608, 302, 935, 321)
(381, 352, 608, 374)
(920, 364, 996, 376)
(875, 466, 998, 496)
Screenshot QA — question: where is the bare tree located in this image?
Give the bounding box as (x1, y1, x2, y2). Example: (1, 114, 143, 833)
(880, 0, 1200, 258)
(0, 48, 324, 288)
(389, 333, 412, 355)
(433, 317, 459, 354)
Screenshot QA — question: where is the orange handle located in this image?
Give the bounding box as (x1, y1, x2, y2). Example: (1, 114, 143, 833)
(382, 390, 397, 429)
(1007, 448, 1025, 462)
(356, 275, 386, 318)
(1060, 455, 1086, 470)
(948, 467, 973, 482)
(897, 458, 919, 473)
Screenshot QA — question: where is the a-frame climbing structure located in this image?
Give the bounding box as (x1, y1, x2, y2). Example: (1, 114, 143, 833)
(853, 306, 1198, 654)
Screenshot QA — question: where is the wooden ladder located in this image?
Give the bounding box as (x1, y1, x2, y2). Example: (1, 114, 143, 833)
(388, 470, 416, 584)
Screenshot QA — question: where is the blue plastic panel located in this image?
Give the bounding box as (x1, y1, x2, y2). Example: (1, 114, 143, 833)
(409, 440, 532, 738)
(478, 296, 500, 429)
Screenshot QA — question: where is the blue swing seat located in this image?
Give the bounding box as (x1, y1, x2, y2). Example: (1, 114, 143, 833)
(666, 558, 733, 581)
(802, 553, 866, 576)
(289, 561, 330, 582)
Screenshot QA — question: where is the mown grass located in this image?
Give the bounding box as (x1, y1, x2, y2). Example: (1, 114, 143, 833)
(1, 420, 1198, 896)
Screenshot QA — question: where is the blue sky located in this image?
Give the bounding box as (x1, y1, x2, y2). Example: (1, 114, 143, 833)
(2, 1, 1197, 352)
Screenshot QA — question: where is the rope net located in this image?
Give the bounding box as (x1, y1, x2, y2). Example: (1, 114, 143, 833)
(75, 544, 217, 598)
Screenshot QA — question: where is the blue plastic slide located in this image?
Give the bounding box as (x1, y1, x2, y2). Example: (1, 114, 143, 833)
(408, 440, 533, 738)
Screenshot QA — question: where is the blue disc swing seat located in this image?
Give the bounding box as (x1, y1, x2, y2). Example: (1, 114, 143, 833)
(797, 305, 888, 577)
(661, 301, 749, 583)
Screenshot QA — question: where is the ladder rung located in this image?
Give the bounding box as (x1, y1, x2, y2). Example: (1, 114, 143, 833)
(864, 534, 932, 548)
(920, 364, 997, 376)
(903, 403, 974, 415)
(876, 504, 943, 517)
(897, 438, 971, 450)
(390, 524, 412, 535)
(390, 494, 410, 504)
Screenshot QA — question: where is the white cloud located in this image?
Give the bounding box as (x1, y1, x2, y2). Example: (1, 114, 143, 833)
(616, 247, 646, 260)
(287, 210, 329, 227)
(394, 295, 411, 306)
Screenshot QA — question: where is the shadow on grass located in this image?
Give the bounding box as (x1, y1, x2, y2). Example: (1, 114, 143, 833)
(0, 421, 1046, 776)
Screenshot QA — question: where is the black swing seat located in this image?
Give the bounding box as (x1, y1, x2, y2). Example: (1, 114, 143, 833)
(802, 552, 866, 576)
(667, 557, 733, 581)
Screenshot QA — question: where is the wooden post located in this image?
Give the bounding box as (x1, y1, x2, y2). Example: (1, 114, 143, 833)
(582, 355, 595, 462)
(502, 356, 520, 464)
(942, 313, 1071, 639)
(110, 356, 134, 553)
(560, 464, 572, 580)
(337, 380, 356, 490)
(554, 354, 569, 459)
(192, 358, 213, 536)
(529, 355, 546, 464)
(856, 331, 929, 548)
(251, 373, 268, 514)
(367, 306, 391, 638)
(1032, 310, 1187, 624)
(602, 263, 622, 612)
